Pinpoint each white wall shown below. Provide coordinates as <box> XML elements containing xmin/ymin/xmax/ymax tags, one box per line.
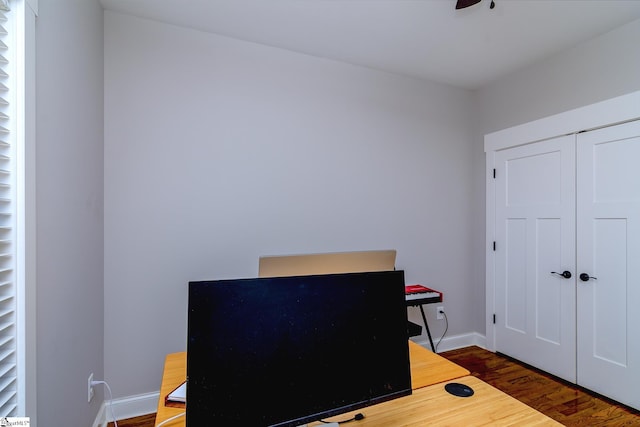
<box><xmin>469</xmin><ymin>18</ymin><xmax>640</xmax><ymax>335</ymax></box>
<box><xmin>477</xmin><ymin>18</ymin><xmax>640</xmax><ymax>134</ymax></box>
<box><xmin>104</xmin><ymin>11</ymin><xmax>475</xmax><ymax>398</ymax></box>
<box><xmin>35</xmin><ymin>0</ymin><xmax>104</xmax><ymax>425</ymax></box>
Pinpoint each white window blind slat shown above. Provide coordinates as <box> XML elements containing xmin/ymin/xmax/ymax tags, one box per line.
<box><xmin>0</xmin><ymin>403</ymin><xmax>16</xmax><ymax>417</ymax></box>
<box><xmin>0</xmin><ymin>3</ymin><xmax>16</xmax><ymax>417</ymax></box>
<box><xmin>0</xmin><ymin>334</ymin><xmax>13</xmax><ymax>350</ymax></box>
<box><xmin>0</xmin><ymin>345</ymin><xmax>13</xmax><ymax>360</ymax></box>
<box><xmin>0</xmin><ymin>385</ymin><xmax>17</xmax><ymax>412</ymax></box>
<box><xmin>0</xmin><ymin>403</ymin><xmax>16</xmax><ymax>419</ymax></box>
<box><xmin>0</xmin><ymin>390</ymin><xmax>17</xmax><ymax>410</ymax></box>
<box><xmin>0</xmin><ymin>376</ymin><xmax>16</xmax><ymax>397</ymax></box>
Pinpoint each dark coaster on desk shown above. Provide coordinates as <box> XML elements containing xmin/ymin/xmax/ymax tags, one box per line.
<box><xmin>445</xmin><ymin>382</ymin><xmax>474</xmax><ymax>397</ymax></box>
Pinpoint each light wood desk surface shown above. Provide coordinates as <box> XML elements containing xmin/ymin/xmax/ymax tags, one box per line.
<box><xmin>154</xmin><ymin>342</ymin><xmax>557</xmax><ymax>426</ymax></box>
<box><xmin>156</xmin><ymin>352</ymin><xmax>186</xmax><ymax>426</ymax></box>
<box><xmin>309</xmin><ymin>375</ymin><xmax>560</xmax><ymax>426</ymax></box>
<box><xmin>407</xmin><ymin>341</ymin><xmax>469</xmax><ymax>388</ymax></box>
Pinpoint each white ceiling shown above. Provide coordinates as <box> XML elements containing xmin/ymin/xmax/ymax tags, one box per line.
<box><xmin>100</xmin><ymin>0</ymin><xmax>640</xmax><ymax>90</ymax></box>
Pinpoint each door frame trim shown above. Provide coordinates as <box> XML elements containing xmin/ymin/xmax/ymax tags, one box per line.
<box><xmin>484</xmin><ymin>90</ymin><xmax>640</xmax><ymax>351</ymax></box>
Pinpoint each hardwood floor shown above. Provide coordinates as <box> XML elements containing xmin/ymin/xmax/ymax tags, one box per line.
<box><xmin>111</xmin><ymin>346</ymin><xmax>640</xmax><ymax>427</ymax></box>
<box><xmin>108</xmin><ymin>413</ymin><xmax>156</xmax><ymax>427</ymax></box>
<box><xmin>441</xmin><ymin>346</ymin><xmax>640</xmax><ymax>426</ymax></box>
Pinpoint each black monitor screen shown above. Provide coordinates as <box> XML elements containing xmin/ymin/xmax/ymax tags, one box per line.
<box><xmin>187</xmin><ymin>270</ymin><xmax>412</xmax><ymax>426</ymax></box>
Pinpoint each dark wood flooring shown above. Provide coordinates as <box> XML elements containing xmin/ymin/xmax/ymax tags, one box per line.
<box><xmin>442</xmin><ymin>346</ymin><xmax>639</xmax><ymax>426</ymax></box>
<box><xmin>111</xmin><ymin>345</ymin><xmax>640</xmax><ymax>427</ymax></box>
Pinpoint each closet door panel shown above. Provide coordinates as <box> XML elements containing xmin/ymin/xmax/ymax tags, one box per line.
<box><xmin>576</xmin><ymin>120</ymin><xmax>640</xmax><ymax>411</ymax></box>
<box><xmin>494</xmin><ymin>135</ymin><xmax>576</xmax><ymax>382</ymax></box>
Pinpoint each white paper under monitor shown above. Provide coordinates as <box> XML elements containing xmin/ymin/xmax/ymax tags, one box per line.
<box><xmin>258</xmin><ymin>250</ymin><xmax>396</xmax><ymax>278</ymax></box>
<box><xmin>166</xmin><ymin>381</ymin><xmax>186</xmax><ymax>403</ymax></box>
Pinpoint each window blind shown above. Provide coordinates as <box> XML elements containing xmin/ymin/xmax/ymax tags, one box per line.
<box><xmin>0</xmin><ymin>1</ymin><xmax>18</xmax><ymax>417</ymax></box>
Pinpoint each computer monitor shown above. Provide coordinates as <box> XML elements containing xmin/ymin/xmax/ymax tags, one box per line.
<box><xmin>187</xmin><ymin>270</ymin><xmax>412</xmax><ymax>426</ymax></box>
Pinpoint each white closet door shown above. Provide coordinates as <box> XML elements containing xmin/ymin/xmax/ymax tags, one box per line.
<box><xmin>494</xmin><ymin>135</ymin><xmax>576</xmax><ymax>382</ymax></box>
<box><xmin>576</xmin><ymin>120</ymin><xmax>640</xmax><ymax>410</ymax></box>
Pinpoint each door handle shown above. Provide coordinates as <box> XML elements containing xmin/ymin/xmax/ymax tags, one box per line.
<box><xmin>551</xmin><ymin>271</ymin><xmax>572</xmax><ymax>279</ymax></box>
<box><xmin>579</xmin><ymin>273</ymin><xmax>597</xmax><ymax>282</ymax></box>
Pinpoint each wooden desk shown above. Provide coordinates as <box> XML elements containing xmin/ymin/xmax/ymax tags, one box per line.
<box><xmin>154</xmin><ymin>343</ymin><xmax>557</xmax><ymax>426</ymax></box>
<box><xmin>156</xmin><ymin>352</ymin><xmax>187</xmax><ymax>426</ymax></box>
<box><xmin>310</xmin><ymin>376</ymin><xmax>560</xmax><ymax>426</ymax></box>
<box><xmin>407</xmin><ymin>341</ymin><xmax>469</xmax><ymax>389</ymax></box>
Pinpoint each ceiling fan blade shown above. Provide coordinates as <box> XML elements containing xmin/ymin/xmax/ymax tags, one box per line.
<box><xmin>456</xmin><ymin>0</ymin><xmax>482</xmax><ymax>9</ymax></box>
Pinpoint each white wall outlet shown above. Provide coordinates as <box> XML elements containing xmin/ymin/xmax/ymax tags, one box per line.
<box><xmin>436</xmin><ymin>306</ymin><xmax>445</xmax><ymax>320</ymax></box>
<box><xmin>88</xmin><ymin>372</ymin><xmax>94</xmax><ymax>402</ymax></box>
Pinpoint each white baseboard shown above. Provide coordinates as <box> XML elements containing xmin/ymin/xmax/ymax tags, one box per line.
<box><xmin>412</xmin><ymin>331</ymin><xmax>486</xmax><ymax>353</ymax></box>
<box><xmin>92</xmin><ymin>403</ymin><xmax>107</xmax><ymax>427</ymax></box>
<box><xmin>93</xmin><ymin>335</ymin><xmax>487</xmax><ymax>425</ymax></box>
<box><xmin>92</xmin><ymin>391</ymin><xmax>159</xmax><ymax>427</ymax></box>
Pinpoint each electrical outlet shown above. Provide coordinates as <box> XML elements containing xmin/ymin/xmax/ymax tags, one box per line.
<box><xmin>436</xmin><ymin>306</ymin><xmax>445</xmax><ymax>320</ymax></box>
<box><xmin>88</xmin><ymin>373</ymin><xmax>94</xmax><ymax>402</ymax></box>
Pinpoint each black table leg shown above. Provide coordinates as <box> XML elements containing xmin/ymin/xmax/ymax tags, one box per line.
<box><xmin>418</xmin><ymin>304</ymin><xmax>436</xmax><ymax>352</ymax></box>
